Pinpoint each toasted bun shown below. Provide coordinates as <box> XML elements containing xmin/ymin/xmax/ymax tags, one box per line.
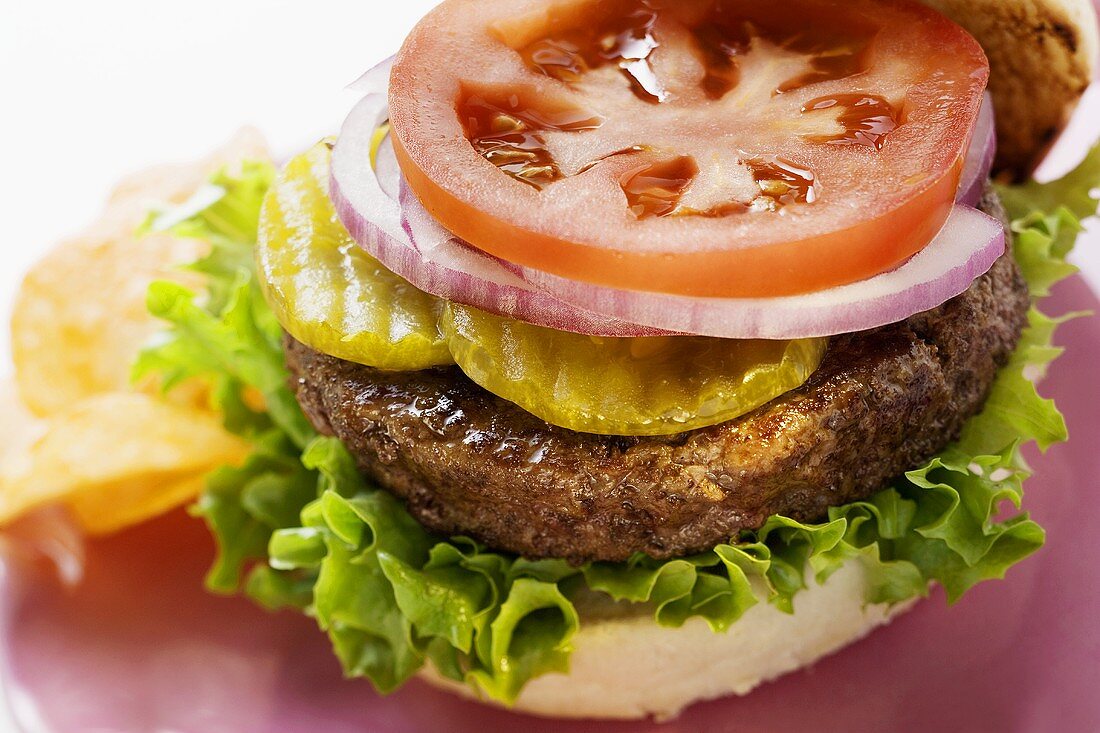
<box><xmin>921</xmin><ymin>0</ymin><xmax>1098</xmax><ymax>178</ymax></box>
<box><xmin>421</xmin><ymin>560</ymin><xmax>917</xmax><ymax>720</ymax></box>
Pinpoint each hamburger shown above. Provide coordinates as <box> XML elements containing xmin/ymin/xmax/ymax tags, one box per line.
<box><xmin>3</xmin><ymin>0</ymin><xmax>1099</xmax><ymax>722</ymax></box>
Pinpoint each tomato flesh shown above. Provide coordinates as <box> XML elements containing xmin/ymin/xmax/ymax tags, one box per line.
<box><xmin>389</xmin><ymin>0</ymin><xmax>988</xmax><ymax>298</ymax></box>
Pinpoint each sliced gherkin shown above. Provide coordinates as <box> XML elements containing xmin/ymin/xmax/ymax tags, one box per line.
<box><xmin>257</xmin><ymin>142</ymin><xmax>451</xmax><ymax>371</ymax></box>
<box><xmin>258</xmin><ymin>141</ymin><xmax>827</xmax><ymax>434</ymax></box>
<box><xmin>442</xmin><ymin>303</ymin><xmax>828</xmax><ymax>436</ymax></box>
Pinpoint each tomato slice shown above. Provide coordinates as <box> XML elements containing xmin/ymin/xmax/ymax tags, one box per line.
<box><xmin>388</xmin><ymin>0</ymin><xmax>988</xmax><ymax>298</ymax></box>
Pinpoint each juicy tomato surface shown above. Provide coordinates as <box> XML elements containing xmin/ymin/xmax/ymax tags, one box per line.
<box><xmin>388</xmin><ymin>0</ymin><xmax>988</xmax><ymax>298</ymax></box>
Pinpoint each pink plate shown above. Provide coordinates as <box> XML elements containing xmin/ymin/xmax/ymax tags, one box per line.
<box><xmin>0</xmin><ymin>276</ymin><xmax>1097</xmax><ymax>733</ymax></box>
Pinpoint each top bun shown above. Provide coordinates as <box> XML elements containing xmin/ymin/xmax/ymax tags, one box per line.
<box><xmin>921</xmin><ymin>0</ymin><xmax>1098</xmax><ymax>178</ymax></box>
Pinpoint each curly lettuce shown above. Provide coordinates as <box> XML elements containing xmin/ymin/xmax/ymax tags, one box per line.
<box><xmin>139</xmin><ymin>143</ymin><xmax>1100</xmax><ymax>704</ymax></box>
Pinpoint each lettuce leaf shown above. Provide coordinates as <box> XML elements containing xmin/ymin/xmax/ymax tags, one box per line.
<box><xmin>999</xmin><ymin>143</ymin><xmax>1100</xmax><ymax>223</ymax></box>
<box><xmin>139</xmin><ymin>144</ymin><xmax>1100</xmax><ymax>704</ymax></box>
<box><xmin>135</xmin><ymin>163</ymin><xmax>318</xmax><ymax>593</ymax></box>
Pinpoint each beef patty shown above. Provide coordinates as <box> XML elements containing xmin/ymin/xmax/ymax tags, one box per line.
<box><xmin>286</xmin><ymin>188</ymin><xmax>1030</xmax><ymax>563</ymax></box>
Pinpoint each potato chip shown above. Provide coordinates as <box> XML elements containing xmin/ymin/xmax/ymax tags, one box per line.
<box><xmin>102</xmin><ymin>127</ymin><xmax>272</xmax><ymax>236</ymax></box>
<box><xmin>0</xmin><ymin>380</ymin><xmax>46</xmax><ymax>480</ymax></box>
<box><xmin>11</xmin><ymin>128</ymin><xmax>272</xmax><ymax>417</ymax></box>
<box><xmin>12</xmin><ymin>233</ymin><xmax>209</xmax><ymax>415</ymax></box>
<box><xmin>67</xmin><ymin>474</ymin><xmax>208</xmax><ymax>536</ymax></box>
<box><xmin>0</xmin><ymin>392</ymin><xmax>249</xmax><ymax>534</ymax></box>
<box><xmin>4</xmin><ymin>130</ymin><xmax>271</xmax><ymax>535</ymax></box>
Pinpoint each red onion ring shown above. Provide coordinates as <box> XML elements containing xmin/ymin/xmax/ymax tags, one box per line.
<box><xmin>374</xmin><ymin>125</ymin><xmax>401</xmax><ymax>203</ymax></box>
<box><xmin>956</xmin><ymin>92</ymin><xmax>997</xmax><ymax>207</ymax></box>
<box><xmin>510</xmin><ymin>207</ymin><xmax>1005</xmax><ymax>338</ymax></box>
<box><xmin>393</xmin><ymin>154</ymin><xmax>1005</xmax><ymax>338</ymax></box>
<box><xmin>330</xmin><ymin>94</ymin><xmax>665</xmax><ymax>337</ymax></box>
<box><xmin>346</xmin><ymin>56</ymin><xmax>394</xmax><ymax>96</ymax></box>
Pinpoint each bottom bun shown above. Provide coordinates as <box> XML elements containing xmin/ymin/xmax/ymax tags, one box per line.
<box><xmin>420</xmin><ymin>560</ymin><xmax>918</xmax><ymax>720</ymax></box>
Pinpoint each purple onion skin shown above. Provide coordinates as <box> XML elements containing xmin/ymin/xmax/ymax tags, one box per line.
<box><xmin>335</xmin><ymin>92</ymin><xmax>1004</xmax><ymax>341</ymax></box>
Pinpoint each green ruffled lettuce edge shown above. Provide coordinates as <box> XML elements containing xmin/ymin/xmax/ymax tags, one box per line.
<box><xmin>136</xmin><ymin>144</ymin><xmax>1100</xmax><ymax>704</ymax></box>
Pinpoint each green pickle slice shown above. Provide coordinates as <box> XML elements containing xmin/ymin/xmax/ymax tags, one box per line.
<box><xmin>257</xmin><ymin>142</ymin><xmax>451</xmax><ymax>371</ymax></box>
<box><xmin>257</xmin><ymin>140</ymin><xmax>827</xmax><ymax>434</ymax></box>
<box><xmin>442</xmin><ymin>303</ymin><xmax>827</xmax><ymax>436</ymax></box>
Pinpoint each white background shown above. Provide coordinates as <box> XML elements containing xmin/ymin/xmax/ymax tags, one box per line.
<box><xmin>0</xmin><ymin>2</ymin><xmax>1097</xmax><ymax>732</ymax></box>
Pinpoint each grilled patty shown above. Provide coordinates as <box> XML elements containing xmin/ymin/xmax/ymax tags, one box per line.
<box><xmin>286</xmin><ymin>188</ymin><xmax>1030</xmax><ymax>563</ymax></box>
